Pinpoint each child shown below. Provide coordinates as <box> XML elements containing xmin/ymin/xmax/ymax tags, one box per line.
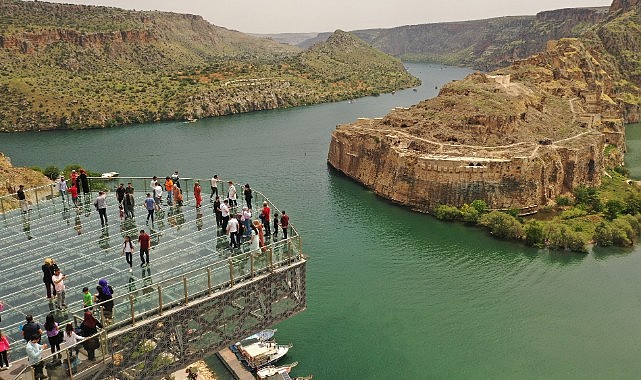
<box><xmin>64</xmin><ymin>323</ymin><xmax>83</xmax><ymax>357</ymax></box>
<box><xmin>0</xmin><ymin>329</ymin><xmax>10</xmax><ymax>370</ymax></box>
<box><xmin>273</xmin><ymin>212</ymin><xmax>279</xmax><ymax>239</ymax></box>
<box><xmin>119</xmin><ymin>204</ymin><xmax>124</xmax><ymax>220</ymax></box>
<box><xmin>82</xmin><ymin>287</ymin><xmax>93</xmax><ymax>311</ymax></box>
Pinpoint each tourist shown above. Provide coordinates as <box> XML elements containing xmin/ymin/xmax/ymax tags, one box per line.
<box><xmin>256</xmin><ymin>219</ymin><xmax>266</xmax><ymax>250</ymax></box>
<box><xmin>26</xmin><ymin>333</ymin><xmax>48</xmax><ymax>379</ymax></box>
<box><xmin>93</xmin><ymin>191</ymin><xmax>108</xmax><ymax>227</ymax></box>
<box><xmin>227</xmin><ymin>181</ymin><xmax>237</xmax><ymax>208</ymax></box>
<box><xmin>44</xmin><ymin>314</ymin><xmax>62</xmax><ymax>363</ymax></box>
<box><xmin>95</xmin><ymin>279</ymin><xmax>114</xmax><ymax>320</ymax></box>
<box><xmin>82</xmin><ymin>287</ymin><xmax>93</xmax><ymax>311</ymax></box>
<box><xmin>63</xmin><ymin>323</ymin><xmax>83</xmax><ymax>357</ymax></box>
<box><xmin>260</xmin><ymin>201</ymin><xmax>271</xmax><ymax>237</ymax></box>
<box><xmin>173</xmin><ymin>183</ymin><xmax>183</xmax><ymax>207</ymax></box>
<box><xmin>42</xmin><ymin>258</ymin><xmax>59</xmax><ymax>300</ymax></box>
<box><xmin>210</xmin><ymin>174</ymin><xmax>219</xmax><ymax>200</ymax></box>
<box><xmin>150</xmin><ymin>176</ymin><xmax>158</xmax><ymax>190</ymax></box>
<box><xmin>125</xmin><ymin>182</ymin><xmax>135</xmax><ymax>195</ymax></box>
<box><xmin>213</xmin><ymin>196</ymin><xmax>222</xmax><ymax>228</ymax></box>
<box><xmin>227</xmin><ymin>214</ymin><xmax>240</xmax><ymax>250</ymax></box>
<box><xmin>124</xmin><ymin>191</ymin><xmax>135</xmax><ymax>219</ymax></box>
<box><xmin>57</xmin><ymin>175</ymin><xmax>69</xmax><ymax>204</ymax></box>
<box><xmin>243</xmin><ymin>184</ymin><xmax>253</xmax><ymax>210</ymax></box>
<box><xmin>138</xmin><ymin>229</ymin><xmax>150</xmax><ymax>267</ymax></box>
<box><xmin>17</xmin><ymin>184</ymin><xmax>28</xmax><ymax>213</ymax></box>
<box><xmin>52</xmin><ymin>268</ymin><xmax>67</xmax><ymax>310</ymax></box>
<box><xmin>242</xmin><ymin>206</ymin><xmax>252</xmax><ymax>238</ymax></box>
<box><xmin>144</xmin><ymin>193</ymin><xmax>155</xmax><ymax>224</ymax></box>
<box><xmin>115</xmin><ymin>183</ymin><xmax>125</xmax><ymax>206</ymax></box>
<box><xmin>0</xmin><ymin>329</ymin><xmax>10</xmax><ymax>370</ymax></box>
<box><xmin>80</xmin><ymin>311</ymin><xmax>102</xmax><ymax>361</ymax></box>
<box><xmin>250</xmin><ymin>221</ymin><xmax>260</xmax><ymax>251</ymax></box>
<box><xmin>194</xmin><ymin>182</ymin><xmax>202</xmax><ymax>208</ymax></box>
<box><xmin>171</xmin><ymin>171</ymin><xmax>180</xmax><ymax>189</ymax></box>
<box><xmin>70</xmin><ymin>169</ymin><xmax>78</xmax><ymax>189</ymax></box>
<box><xmin>22</xmin><ymin>315</ymin><xmax>43</xmax><ymax>343</ymax></box>
<box><xmin>122</xmin><ymin>235</ymin><xmax>135</xmax><ymax>272</ymax></box>
<box><xmin>153</xmin><ymin>181</ymin><xmax>163</xmax><ymax>210</ymax></box>
<box><xmin>281</xmin><ymin>211</ymin><xmax>290</xmax><ymax>239</ymax></box>
<box><xmin>273</xmin><ymin>212</ymin><xmax>279</xmax><ymax>239</ymax></box>
<box><xmin>221</xmin><ymin>199</ymin><xmax>230</xmax><ymax>232</ymax></box>
<box><xmin>68</xmin><ymin>183</ymin><xmax>79</xmax><ymax>208</ymax></box>
<box><xmin>164</xmin><ymin>176</ymin><xmax>174</xmax><ymax>205</ymax></box>
<box><xmin>78</xmin><ymin>169</ymin><xmax>89</xmax><ymax>196</ymax></box>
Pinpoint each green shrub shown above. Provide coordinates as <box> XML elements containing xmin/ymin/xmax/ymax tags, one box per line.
<box><xmin>574</xmin><ymin>185</ymin><xmax>602</xmax><ymax>212</ymax></box>
<box><xmin>555</xmin><ymin>196</ymin><xmax>571</xmax><ymax>206</ymax></box>
<box><xmin>545</xmin><ymin>223</ymin><xmax>588</xmax><ymax>252</ymax></box>
<box><xmin>613</xmin><ymin>166</ymin><xmax>630</xmax><ymax>177</ymax></box>
<box><xmin>594</xmin><ymin>221</ymin><xmax>614</xmax><ymax>246</ymax></box>
<box><xmin>605</xmin><ymin>199</ymin><xmax>625</xmax><ymax>220</ymax></box>
<box><xmin>560</xmin><ymin>207</ymin><xmax>588</xmax><ymax>220</ymax></box>
<box><xmin>459</xmin><ymin>203</ymin><xmax>480</xmax><ymax>223</ymax></box>
<box><xmin>478</xmin><ymin>211</ymin><xmax>523</xmax><ymax>240</ymax></box>
<box><xmin>433</xmin><ymin>204</ymin><xmax>461</xmax><ymax>221</ymax></box>
<box><xmin>524</xmin><ymin>220</ymin><xmax>545</xmax><ymax>248</ymax></box>
<box><xmin>470</xmin><ymin>199</ymin><xmax>488</xmax><ymax>214</ymax></box>
<box><xmin>43</xmin><ymin>165</ymin><xmax>60</xmax><ymax>180</ymax></box>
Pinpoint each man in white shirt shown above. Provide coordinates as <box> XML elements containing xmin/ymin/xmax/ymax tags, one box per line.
<box><xmin>153</xmin><ymin>182</ymin><xmax>163</xmax><ymax>210</ymax></box>
<box><xmin>227</xmin><ymin>181</ymin><xmax>237</xmax><ymax>208</ymax></box>
<box><xmin>227</xmin><ymin>215</ymin><xmax>240</xmax><ymax>250</ymax></box>
<box><xmin>210</xmin><ymin>175</ymin><xmax>219</xmax><ymax>200</ymax></box>
<box><xmin>58</xmin><ymin>176</ymin><xmax>69</xmax><ymax>204</ymax></box>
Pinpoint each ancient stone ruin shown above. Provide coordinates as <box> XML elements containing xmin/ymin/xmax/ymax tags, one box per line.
<box><xmin>327</xmin><ymin>38</ymin><xmax>626</xmax><ymax>213</ymax></box>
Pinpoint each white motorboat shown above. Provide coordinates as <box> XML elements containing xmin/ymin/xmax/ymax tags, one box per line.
<box><xmin>100</xmin><ymin>171</ymin><xmax>119</xmax><ymax>178</ymax></box>
<box><xmin>234</xmin><ymin>340</ymin><xmax>292</xmax><ymax>370</ymax></box>
<box><xmin>256</xmin><ymin>361</ymin><xmax>298</xmax><ymax>379</ymax></box>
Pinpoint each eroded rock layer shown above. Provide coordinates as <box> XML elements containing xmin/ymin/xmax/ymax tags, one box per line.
<box><xmin>328</xmin><ymin>37</ymin><xmax>626</xmax><ymax>212</ymax></box>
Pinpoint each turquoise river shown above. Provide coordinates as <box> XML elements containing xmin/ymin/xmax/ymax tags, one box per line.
<box><xmin>2</xmin><ymin>63</ymin><xmax>641</xmax><ymax>379</ymax></box>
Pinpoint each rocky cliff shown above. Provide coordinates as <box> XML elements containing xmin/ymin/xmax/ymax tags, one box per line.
<box><xmin>0</xmin><ymin>1</ymin><xmax>418</xmax><ymax>131</ymax></box>
<box><xmin>327</xmin><ymin>1</ymin><xmax>641</xmax><ymax>213</ymax></box>
<box><xmin>294</xmin><ymin>7</ymin><xmax>608</xmax><ymax>71</ymax></box>
<box><xmin>0</xmin><ymin>154</ymin><xmax>50</xmax><ymax>200</ymax></box>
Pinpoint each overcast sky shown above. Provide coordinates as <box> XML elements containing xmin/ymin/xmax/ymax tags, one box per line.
<box><xmin>41</xmin><ymin>0</ymin><xmax>611</xmax><ymax>34</ymax></box>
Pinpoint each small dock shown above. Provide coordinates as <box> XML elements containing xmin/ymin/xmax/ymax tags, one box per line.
<box><xmin>217</xmin><ymin>347</ymin><xmax>255</xmax><ymax>380</ymax></box>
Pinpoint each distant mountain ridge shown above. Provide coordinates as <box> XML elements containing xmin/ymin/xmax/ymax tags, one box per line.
<box><xmin>264</xmin><ymin>7</ymin><xmax>609</xmax><ymax>71</ymax></box>
<box><xmin>0</xmin><ymin>0</ymin><xmax>418</xmax><ymax>131</ymax></box>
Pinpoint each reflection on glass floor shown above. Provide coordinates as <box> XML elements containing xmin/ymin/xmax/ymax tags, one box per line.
<box><xmin>0</xmin><ymin>177</ymin><xmax>303</xmax><ymax>366</ymax></box>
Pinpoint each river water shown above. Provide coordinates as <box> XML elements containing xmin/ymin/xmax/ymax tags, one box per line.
<box><xmin>3</xmin><ymin>63</ymin><xmax>641</xmax><ymax>379</ymax></box>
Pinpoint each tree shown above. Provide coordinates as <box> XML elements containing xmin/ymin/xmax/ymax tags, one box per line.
<box><xmin>605</xmin><ymin>199</ymin><xmax>625</xmax><ymax>221</ymax></box>
<box><xmin>43</xmin><ymin>165</ymin><xmax>60</xmax><ymax>180</ymax></box>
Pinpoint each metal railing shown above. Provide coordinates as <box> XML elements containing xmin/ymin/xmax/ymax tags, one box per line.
<box><xmin>2</xmin><ymin>177</ymin><xmax>303</xmax><ymax>373</ymax></box>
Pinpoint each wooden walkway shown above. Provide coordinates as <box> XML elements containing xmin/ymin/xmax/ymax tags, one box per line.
<box><xmin>217</xmin><ymin>348</ymin><xmax>255</xmax><ymax>380</ymax></box>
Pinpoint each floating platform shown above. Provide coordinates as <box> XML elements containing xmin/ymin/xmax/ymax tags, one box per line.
<box><xmin>217</xmin><ymin>347</ymin><xmax>255</xmax><ymax>380</ymax></box>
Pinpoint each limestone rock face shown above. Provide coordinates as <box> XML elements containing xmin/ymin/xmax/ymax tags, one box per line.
<box><xmin>328</xmin><ymin>38</ymin><xmax>626</xmax><ymax>213</ymax></box>
<box><xmin>610</xmin><ymin>0</ymin><xmax>641</xmax><ymax>12</ymax></box>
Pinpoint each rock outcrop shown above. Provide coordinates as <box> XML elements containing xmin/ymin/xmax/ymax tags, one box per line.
<box><xmin>328</xmin><ymin>33</ymin><xmax>628</xmax><ymax>212</ymax></box>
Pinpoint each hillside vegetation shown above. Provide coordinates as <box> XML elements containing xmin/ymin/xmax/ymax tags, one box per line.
<box><xmin>296</xmin><ymin>8</ymin><xmax>608</xmax><ymax>71</ymax></box>
<box><xmin>0</xmin><ymin>0</ymin><xmax>418</xmax><ymax>131</ymax></box>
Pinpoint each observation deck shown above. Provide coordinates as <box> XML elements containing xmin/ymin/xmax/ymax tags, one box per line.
<box><xmin>0</xmin><ymin>177</ymin><xmax>307</xmax><ymax>379</ymax></box>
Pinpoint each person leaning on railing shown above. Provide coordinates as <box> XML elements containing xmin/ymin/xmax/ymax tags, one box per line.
<box><xmin>26</xmin><ymin>334</ymin><xmax>48</xmax><ymax>379</ymax></box>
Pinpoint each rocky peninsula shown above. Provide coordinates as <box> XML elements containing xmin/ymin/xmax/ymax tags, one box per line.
<box><xmin>328</xmin><ymin>0</ymin><xmax>641</xmax><ymax>215</ymax></box>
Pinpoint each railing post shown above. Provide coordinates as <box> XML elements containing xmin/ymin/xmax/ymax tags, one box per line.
<box><xmin>158</xmin><ymin>286</ymin><xmax>163</xmax><ymax>315</ymax></box>
<box><xmin>250</xmin><ymin>253</ymin><xmax>255</xmax><ymax>278</ymax></box>
<box><xmin>100</xmin><ymin>329</ymin><xmax>107</xmax><ymax>363</ymax></box>
<box><xmin>66</xmin><ymin>350</ymin><xmax>75</xmax><ymax>380</ymax></box>
<box><xmin>268</xmin><ymin>246</ymin><xmax>273</xmax><ymax>271</ymax></box>
<box><xmin>207</xmin><ymin>268</ymin><xmax>212</xmax><ymax>295</ymax></box>
<box><xmin>129</xmin><ymin>294</ymin><xmax>135</xmax><ymax>325</ymax></box>
<box><xmin>183</xmin><ymin>276</ymin><xmax>188</xmax><ymax>304</ymax></box>
<box><xmin>288</xmin><ymin>239</ymin><xmax>293</xmax><ymax>264</ymax></box>
<box><xmin>0</xmin><ymin>198</ymin><xmax>4</xmax><ymax>216</ymax></box>
<box><xmin>50</xmin><ymin>184</ymin><xmax>54</xmax><ymax>200</ymax></box>
<box><xmin>35</xmin><ymin>187</ymin><xmax>39</xmax><ymax>207</ymax></box>
<box><xmin>100</xmin><ymin>306</ymin><xmax>106</xmax><ymax>327</ymax></box>
<box><xmin>229</xmin><ymin>259</ymin><xmax>235</xmax><ymax>287</ymax></box>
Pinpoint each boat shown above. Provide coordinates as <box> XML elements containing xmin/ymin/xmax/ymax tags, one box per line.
<box><xmin>243</xmin><ymin>329</ymin><xmax>277</xmax><ymax>343</ymax></box>
<box><xmin>233</xmin><ymin>340</ymin><xmax>292</xmax><ymax>371</ymax></box>
<box><xmin>183</xmin><ymin>118</ymin><xmax>198</xmax><ymax>123</ymax></box>
<box><xmin>100</xmin><ymin>171</ymin><xmax>119</xmax><ymax>178</ymax></box>
<box><xmin>256</xmin><ymin>361</ymin><xmax>298</xmax><ymax>379</ymax></box>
